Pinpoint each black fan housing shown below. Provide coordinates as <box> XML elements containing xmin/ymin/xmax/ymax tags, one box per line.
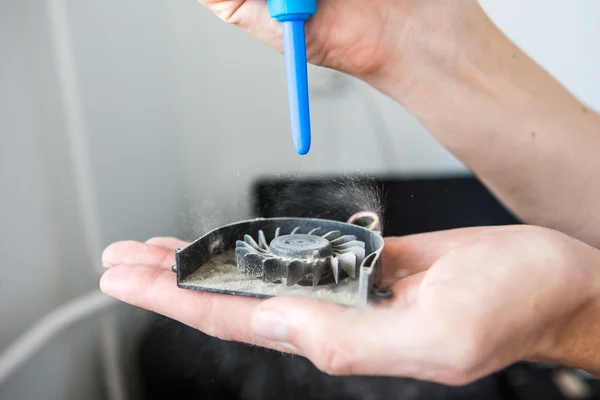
<box><xmin>173</xmin><ymin>218</ymin><xmax>387</xmax><ymax>306</ymax></box>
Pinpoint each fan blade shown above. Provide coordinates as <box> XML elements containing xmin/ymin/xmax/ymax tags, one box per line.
<box><xmin>243</xmin><ymin>253</ymin><xmax>265</xmax><ymax>276</ymax></box>
<box><xmin>322</xmin><ymin>231</ymin><xmax>342</xmax><ymax>241</ymax></box>
<box><xmin>330</xmin><ymin>235</ymin><xmax>357</xmax><ymax>246</ymax></box>
<box><xmin>330</xmin><ymin>257</ymin><xmax>340</xmax><ymax>284</ymax></box>
<box><xmin>236</xmin><ymin>240</ymin><xmax>254</xmax><ymax>251</ymax></box>
<box><xmin>337</xmin><ymin>247</ymin><xmax>366</xmax><ymax>269</ymax></box>
<box><xmin>235</xmin><ymin>247</ymin><xmax>250</xmax><ymax>272</ymax></box>
<box><xmin>258</xmin><ymin>230</ymin><xmax>268</xmax><ymax>250</ymax></box>
<box><xmin>308</xmin><ymin>227</ymin><xmax>324</xmax><ymax>236</ymax></box>
<box><xmin>338</xmin><ymin>252</ymin><xmax>357</xmax><ymax>279</ymax></box>
<box><xmin>334</xmin><ymin>240</ymin><xmax>365</xmax><ymax>250</ymax></box>
<box><xmin>262</xmin><ymin>258</ymin><xmax>286</xmax><ymax>283</ymax></box>
<box><xmin>274</xmin><ymin>227</ymin><xmax>281</xmax><ymax>238</ymax></box>
<box><xmin>243</xmin><ymin>234</ymin><xmax>265</xmax><ymax>252</ymax></box>
<box><xmin>286</xmin><ymin>261</ymin><xmax>312</xmax><ymax>286</ymax></box>
<box><xmin>312</xmin><ymin>260</ymin><xmax>328</xmax><ymax>287</ymax></box>
<box><xmin>244</xmin><ymin>235</ymin><xmax>267</xmax><ymax>253</ymax></box>
<box><xmin>291</xmin><ymin>227</ymin><xmax>302</xmax><ymax>234</ymax></box>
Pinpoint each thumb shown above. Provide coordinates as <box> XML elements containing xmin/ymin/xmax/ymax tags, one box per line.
<box><xmin>250</xmin><ymin>296</ymin><xmax>427</xmax><ymax>377</ymax></box>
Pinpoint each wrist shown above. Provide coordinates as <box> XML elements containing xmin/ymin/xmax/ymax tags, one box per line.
<box><xmin>366</xmin><ymin>5</ymin><xmax>575</xmax><ymax>152</ymax></box>
<box><xmin>533</xmin><ymin>249</ymin><xmax>600</xmax><ymax>376</ymax></box>
<box><xmin>546</xmin><ymin>294</ymin><xmax>600</xmax><ymax>376</ymax></box>
<box><xmin>365</xmin><ymin>3</ymin><xmax>502</xmax><ymax>111</ymax></box>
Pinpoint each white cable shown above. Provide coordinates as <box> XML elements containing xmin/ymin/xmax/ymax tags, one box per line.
<box><xmin>0</xmin><ymin>291</ymin><xmax>116</xmax><ymax>387</ymax></box>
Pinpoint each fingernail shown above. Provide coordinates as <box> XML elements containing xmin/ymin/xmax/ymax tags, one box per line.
<box><xmin>251</xmin><ymin>310</ymin><xmax>289</xmax><ymax>343</ymax></box>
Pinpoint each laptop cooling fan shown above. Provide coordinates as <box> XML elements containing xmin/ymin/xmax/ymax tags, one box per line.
<box><xmin>172</xmin><ymin>217</ymin><xmax>389</xmax><ymax>306</ymax></box>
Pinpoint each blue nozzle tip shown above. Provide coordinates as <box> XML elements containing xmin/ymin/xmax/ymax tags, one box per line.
<box><xmin>281</xmin><ymin>18</ymin><xmax>311</xmax><ymax>155</ymax></box>
<box><xmin>295</xmin><ymin>139</ymin><xmax>310</xmax><ymax>155</ymax></box>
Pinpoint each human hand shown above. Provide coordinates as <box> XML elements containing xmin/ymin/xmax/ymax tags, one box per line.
<box><xmin>100</xmin><ymin>225</ymin><xmax>600</xmax><ymax>385</ymax></box>
<box><xmin>196</xmin><ymin>2</ymin><xmax>600</xmax><ymax>251</ymax></box>
<box><xmin>198</xmin><ymin>0</ymin><xmax>493</xmax><ymax>92</ymax></box>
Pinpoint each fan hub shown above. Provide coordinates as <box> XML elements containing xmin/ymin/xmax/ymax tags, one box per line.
<box><xmin>270</xmin><ymin>234</ymin><xmax>333</xmax><ymax>259</ymax></box>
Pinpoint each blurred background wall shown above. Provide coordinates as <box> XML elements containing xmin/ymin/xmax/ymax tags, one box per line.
<box><xmin>1</xmin><ymin>0</ymin><xmax>599</xmax><ymax>399</ymax></box>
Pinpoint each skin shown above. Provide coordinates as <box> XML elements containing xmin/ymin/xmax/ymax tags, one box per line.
<box><xmin>102</xmin><ymin>227</ymin><xmax>600</xmax><ymax>385</ymax></box>
<box><xmin>199</xmin><ymin>0</ymin><xmax>600</xmax><ymax>249</ymax></box>
<box><xmin>100</xmin><ymin>0</ymin><xmax>600</xmax><ymax>385</ymax></box>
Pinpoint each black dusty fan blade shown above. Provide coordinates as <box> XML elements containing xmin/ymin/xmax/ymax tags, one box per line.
<box><xmin>312</xmin><ymin>260</ymin><xmax>328</xmax><ymax>287</ymax></box>
<box><xmin>262</xmin><ymin>258</ymin><xmax>286</xmax><ymax>283</ymax></box>
<box><xmin>338</xmin><ymin>252</ymin><xmax>357</xmax><ymax>278</ymax></box>
<box><xmin>330</xmin><ymin>257</ymin><xmax>340</xmax><ymax>284</ymax></box>
<box><xmin>243</xmin><ymin>234</ymin><xmax>263</xmax><ymax>252</ymax></box>
<box><xmin>308</xmin><ymin>227</ymin><xmax>324</xmax><ymax>236</ymax></box>
<box><xmin>258</xmin><ymin>230</ymin><xmax>268</xmax><ymax>250</ymax></box>
<box><xmin>330</xmin><ymin>235</ymin><xmax>357</xmax><ymax>246</ymax></box>
<box><xmin>235</xmin><ymin>246</ymin><xmax>250</xmax><ymax>272</ymax></box>
<box><xmin>322</xmin><ymin>231</ymin><xmax>342</xmax><ymax>241</ymax></box>
<box><xmin>335</xmin><ymin>240</ymin><xmax>365</xmax><ymax>249</ymax></box>
<box><xmin>243</xmin><ymin>253</ymin><xmax>265</xmax><ymax>276</ymax></box>
<box><xmin>286</xmin><ymin>261</ymin><xmax>312</xmax><ymax>286</ymax></box>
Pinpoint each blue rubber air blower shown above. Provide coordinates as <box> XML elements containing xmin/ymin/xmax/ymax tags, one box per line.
<box><xmin>267</xmin><ymin>0</ymin><xmax>317</xmax><ymax>155</ymax></box>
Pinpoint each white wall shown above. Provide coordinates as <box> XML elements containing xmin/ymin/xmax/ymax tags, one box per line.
<box><xmin>0</xmin><ymin>1</ymin><xmax>599</xmax><ymax>399</ymax></box>
<box><xmin>170</xmin><ymin>0</ymin><xmax>600</xmax><ymax>226</ymax></box>
<box><xmin>168</xmin><ymin>2</ymin><xmax>467</xmax><ymax>229</ymax></box>
<box><xmin>479</xmin><ymin>0</ymin><xmax>600</xmax><ymax>110</ymax></box>
<box><xmin>1</xmin><ymin>2</ymin><xmax>100</xmax><ymax>399</ymax></box>
<box><xmin>1</xmin><ymin>1</ymin><xmax>182</xmax><ymax>399</ymax></box>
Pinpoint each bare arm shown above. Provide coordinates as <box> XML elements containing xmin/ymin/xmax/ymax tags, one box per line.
<box><xmin>201</xmin><ymin>1</ymin><xmax>600</xmax><ymax>247</ymax></box>
<box><xmin>368</xmin><ymin>8</ymin><xmax>600</xmax><ymax>248</ymax></box>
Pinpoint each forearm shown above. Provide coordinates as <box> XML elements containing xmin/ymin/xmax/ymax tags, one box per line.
<box><xmin>372</xmin><ymin>8</ymin><xmax>600</xmax><ymax>248</ymax></box>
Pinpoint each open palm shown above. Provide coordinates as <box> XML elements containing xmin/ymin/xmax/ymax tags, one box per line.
<box><xmin>100</xmin><ymin>224</ymin><xmax>598</xmax><ymax>384</ymax></box>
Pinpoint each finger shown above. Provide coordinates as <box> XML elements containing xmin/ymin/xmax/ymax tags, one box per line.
<box><xmin>381</xmin><ymin>226</ymin><xmax>495</xmax><ymax>281</ymax></box>
<box><xmin>197</xmin><ymin>1</ymin><xmax>283</xmax><ymax>51</ymax></box>
<box><xmin>250</xmin><ymin>296</ymin><xmax>447</xmax><ymax>379</ymax></box>
<box><xmin>100</xmin><ymin>265</ymin><xmax>295</xmax><ymax>354</ymax></box>
<box><xmin>145</xmin><ymin>237</ymin><xmax>190</xmax><ymax>250</ymax></box>
<box><xmin>102</xmin><ymin>241</ymin><xmax>178</xmax><ymax>270</ymax></box>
